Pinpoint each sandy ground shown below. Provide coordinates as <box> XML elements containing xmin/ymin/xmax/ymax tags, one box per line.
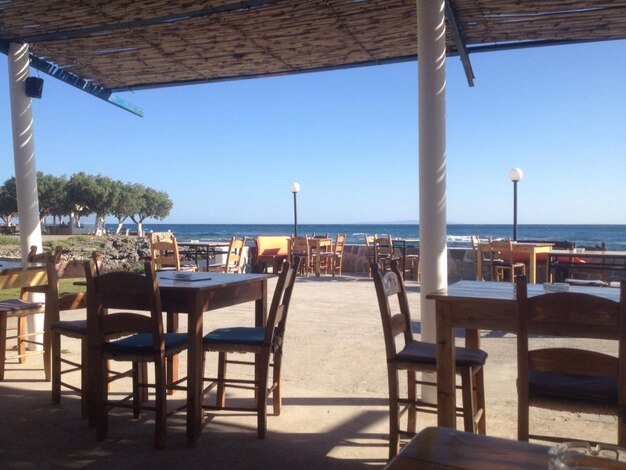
<box><xmin>0</xmin><ymin>274</ymin><xmax>618</xmax><ymax>469</ymax></box>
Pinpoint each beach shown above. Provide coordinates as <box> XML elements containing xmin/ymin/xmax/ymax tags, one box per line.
<box><xmin>0</xmin><ymin>273</ymin><xmax>618</xmax><ymax>469</ymax></box>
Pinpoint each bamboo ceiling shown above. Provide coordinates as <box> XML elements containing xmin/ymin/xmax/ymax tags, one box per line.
<box><xmin>0</xmin><ymin>0</ymin><xmax>625</xmax><ymax>92</ymax></box>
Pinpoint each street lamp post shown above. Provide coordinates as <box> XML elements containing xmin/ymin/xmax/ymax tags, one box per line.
<box><xmin>509</xmin><ymin>168</ymin><xmax>523</xmax><ymax>241</ymax></box>
<box><xmin>290</xmin><ymin>182</ymin><xmax>300</xmax><ymax>237</ymax></box>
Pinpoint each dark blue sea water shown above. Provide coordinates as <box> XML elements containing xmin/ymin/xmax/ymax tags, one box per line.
<box><xmin>107</xmin><ymin>224</ymin><xmax>626</xmax><ymax>251</ymax></box>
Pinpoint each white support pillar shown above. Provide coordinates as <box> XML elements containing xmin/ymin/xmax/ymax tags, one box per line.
<box><xmin>7</xmin><ymin>42</ymin><xmax>44</xmax><ymax>350</ymax></box>
<box><xmin>418</xmin><ymin>0</ymin><xmax>447</xmax><ymax>400</ymax></box>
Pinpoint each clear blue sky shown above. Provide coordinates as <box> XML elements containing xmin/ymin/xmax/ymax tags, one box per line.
<box><xmin>0</xmin><ymin>39</ymin><xmax>624</xmax><ymax>225</ymax></box>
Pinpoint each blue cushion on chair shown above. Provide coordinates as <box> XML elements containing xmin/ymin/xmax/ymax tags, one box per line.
<box><xmin>104</xmin><ymin>332</ymin><xmax>188</xmax><ymax>356</ymax></box>
<box><xmin>203</xmin><ymin>327</ymin><xmax>266</xmax><ymax>345</ymax></box>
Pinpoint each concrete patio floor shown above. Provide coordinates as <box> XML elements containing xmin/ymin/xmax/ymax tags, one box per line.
<box><xmin>0</xmin><ymin>274</ymin><xmax>617</xmax><ymax>469</ymax></box>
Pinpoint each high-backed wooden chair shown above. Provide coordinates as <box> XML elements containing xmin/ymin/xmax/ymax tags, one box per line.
<box><xmin>364</xmin><ymin>234</ymin><xmax>376</xmax><ymax>277</ymax></box>
<box><xmin>0</xmin><ymin>255</ymin><xmax>58</xmax><ymax>381</ymax></box>
<box><xmin>516</xmin><ymin>276</ymin><xmax>626</xmax><ymax>446</ymax></box>
<box><xmin>208</xmin><ymin>236</ymin><xmax>247</xmax><ymax>273</ymax></box>
<box><xmin>290</xmin><ymin>236</ymin><xmax>310</xmax><ymax>276</ymax></box>
<box><xmin>85</xmin><ymin>259</ymin><xmax>188</xmax><ymax>448</ymax></box>
<box><xmin>328</xmin><ymin>233</ymin><xmax>346</xmax><ymax>277</ymax></box>
<box><xmin>150</xmin><ymin>232</ymin><xmax>198</xmax><ymax>272</ymax></box>
<box><xmin>489</xmin><ymin>238</ymin><xmax>526</xmax><ymax>282</ymax></box>
<box><xmin>202</xmin><ymin>258</ymin><xmax>299</xmax><ymax>438</ymax></box>
<box><xmin>372</xmin><ymin>261</ymin><xmax>487</xmax><ymax>459</ymax></box>
<box><xmin>51</xmin><ymin>252</ymin><xmax>104</xmax><ymax>418</ymax></box>
<box><xmin>374</xmin><ymin>234</ymin><xmax>395</xmax><ymax>271</ymax></box>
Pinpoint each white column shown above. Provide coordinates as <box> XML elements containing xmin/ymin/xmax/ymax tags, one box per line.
<box><xmin>8</xmin><ymin>42</ymin><xmax>44</xmax><ymax>350</ymax></box>
<box><xmin>418</xmin><ymin>0</ymin><xmax>447</xmax><ymax>400</ymax></box>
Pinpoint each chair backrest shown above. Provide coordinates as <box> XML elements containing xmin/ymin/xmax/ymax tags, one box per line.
<box><xmin>489</xmin><ymin>238</ymin><xmax>515</xmax><ymax>264</ymax></box>
<box><xmin>85</xmin><ymin>260</ymin><xmax>164</xmax><ymax>352</ymax></box>
<box><xmin>150</xmin><ymin>232</ymin><xmax>181</xmax><ymax>270</ymax></box>
<box><xmin>515</xmin><ymin>276</ymin><xmax>626</xmax><ymax>444</ymax></box>
<box><xmin>291</xmin><ymin>236</ymin><xmax>310</xmax><ymax>257</ymax></box>
<box><xmin>263</xmin><ymin>258</ymin><xmax>300</xmax><ymax>349</ymax></box>
<box><xmin>27</xmin><ymin>245</ymin><xmax>63</xmax><ymax>264</ymax></box>
<box><xmin>225</xmin><ymin>236</ymin><xmax>247</xmax><ymax>273</ymax></box>
<box><xmin>374</xmin><ymin>235</ymin><xmax>394</xmax><ymax>259</ymax></box>
<box><xmin>372</xmin><ymin>260</ymin><xmax>413</xmax><ymax>361</ymax></box>
<box><xmin>334</xmin><ymin>234</ymin><xmax>346</xmax><ymax>256</ymax></box>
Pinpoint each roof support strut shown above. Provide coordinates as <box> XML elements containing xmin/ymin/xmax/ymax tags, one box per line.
<box><xmin>445</xmin><ymin>0</ymin><xmax>474</xmax><ymax>87</ymax></box>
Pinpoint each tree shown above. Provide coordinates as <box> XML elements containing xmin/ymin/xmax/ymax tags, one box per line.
<box><xmin>130</xmin><ymin>185</ymin><xmax>173</xmax><ymax>237</ymax></box>
<box><xmin>37</xmin><ymin>173</ymin><xmax>68</xmax><ymax>229</ymax></box>
<box><xmin>0</xmin><ymin>177</ymin><xmax>17</xmax><ymax>226</ymax></box>
<box><xmin>110</xmin><ymin>181</ymin><xmax>141</xmax><ymax>234</ymax></box>
<box><xmin>66</xmin><ymin>172</ymin><xmax>95</xmax><ymax>228</ymax></box>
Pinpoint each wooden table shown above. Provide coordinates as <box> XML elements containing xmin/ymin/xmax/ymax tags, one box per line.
<box><xmin>385</xmin><ymin>427</ymin><xmax>550</xmax><ymax>469</ymax></box>
<box><xmin>157</xmin><ymin>271</ymin><xmax>272</xmax><ymax>446</ymax></box>
<box><xmin>475</xmin><ymin>241</ymin><xmax>553</xmax><ymax>284</ymax></box>
<box><xmin>548</xmin><ymin>249</ymin><xmax>626</xmax><ymax>282</ymax></box>
<box><xmin>308</xmin><ymin>237</ymin><xmax>333</xmax><ymax>276</ymax></box>
<box><xmin>426</xmin><ymin>280</ymin><xmax>620</xmax><ymax>430</ymax></box>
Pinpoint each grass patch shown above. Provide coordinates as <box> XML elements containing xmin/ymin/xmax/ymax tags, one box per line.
<box><xmin>0</xmin><ymin>235</ymin><xmax>20</xmax><ymax>245</ymax></box>
<box><xmin>0</xmin><ymin>279</ymin><xmax>85</xmax><ymax>301</ymax></box>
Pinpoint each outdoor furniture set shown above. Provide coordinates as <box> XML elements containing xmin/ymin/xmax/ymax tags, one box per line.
<box><xmin>0</xmin><ymin>246</ymin><xmax>299</xmax><ymax>449</ymax></box>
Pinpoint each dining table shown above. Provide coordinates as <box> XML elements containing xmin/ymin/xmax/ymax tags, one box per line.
<box><xmin>157</xmin><ymin>270</ymin><xmax>273</xmax><ymax>446</ymax></box>
<box><xmin>384</xmin><ymin>426</ymin><xmax>551</xmax><ymax>469</ymax></box>
<box><xmin>177</xmin><ymin>240</ymin><xmax>231</xmax><ymax>271</ymax></box>
<box><xmin>308</xmin><ymin>237</ymin><xmax>333</xmax><ymax>276</ymax></box>
<box><xmin>475</xmin><ymin>241</ymin><xmax>553</xmax><ymax>283</ymax></box>
<box><xmin>426</xmin><ymin>280</ymin><xmax>620</xmax><ymax>430</ymax></box>
<box><xmin>548</xmin><ymin>249</ymin><xmax>626</xmax><ymax>282</ymax></box>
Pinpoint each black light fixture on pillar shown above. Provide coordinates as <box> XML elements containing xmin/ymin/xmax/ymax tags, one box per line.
<box><xmin>509</xmin><ymin>168</ymin><xmax>523</xmax><ymax>241</ymax></box>
<box><xmin>290</xmin><ymin>182</ymin><xmax>300</xmax><ymax>237</ymax></box>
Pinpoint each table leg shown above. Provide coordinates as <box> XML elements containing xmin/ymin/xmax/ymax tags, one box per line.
<box><xmin>187</xmin><ymin>297</ymin><xmax>203</xmax><ymax>447</ymax></box>
<box><xmin>476</xmin><ymin>251</ymin><xmax>483</xmax><ymax>281</ymax></box>
<box><xmin>315</xmin><ymin>248</ymin><xmax>321</xmax><ymax>276</ymax></box>
<box><xmin>436</xmin><ymin>302</ymin><xmax>456</xmax><ymax>428</ymax></box>
<box><xmin>166</xmin><ymin>312</ymin><xmax>179</xmax><ymax>394</ymax></box>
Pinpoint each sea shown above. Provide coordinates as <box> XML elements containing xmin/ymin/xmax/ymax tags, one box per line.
<box><xmin>107</xmin><ymin>224</ymin><xmax>626</xmax><ymax>251</ymax></box>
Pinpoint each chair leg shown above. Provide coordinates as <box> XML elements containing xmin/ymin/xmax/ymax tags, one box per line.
<box><xmin>474</xmin><ymin>367</ymin><xmax>486</xmax><ymax>434</ymax></box>
<box><xmin>256</xmin><ymin>353</ymin><xmax>271</xmax><ymax>439</ymax></box>
<box><xmin>80</xmin><ymin>336</ymin><xmax>89</xmax><ymax>419</ymax></box>
<box><xmin>0</xmin><ymin>315</ymin><xmax>7</xmax><ymax>381</ymax></box>
<box><xmin>387</xmin><ymin>366</ymin><xmax>401</xmax><ymax>459</ymax></box>
<box><xmin>166</xmin><ymin>312</ymin><xmax>179</xmax><ymax>395</ymax></box>
<box><xmin>95</xmin><ymin>354</ymin><xmax>109</xmax><ymax>441</ymax></box>
<box><xmin>51</xmin><ymin>328</ymin><xmax>61</xmax><ymax>405</ymax></box>
<box><xmin>132</xmin><ymin>361</ymin><xmax>142</xmax><ymax>419</ymax></box>
<box><xmin>406</xmin><ymin>370</ymin><xmax>417</xmax><ymax>434</ymax></box>
<box><xmin>272</xmin><ymin>350</ymin><xmax>283</xmax><ymax>416</ymax></box>
<box><xmin>154</xmin><ymin>358</ymin><xmax>167</xmax><ymax>449</ymax></box>
<box><xmin>216</xmin><ymin>352</ymin><xmax>227</xmax><ymax>408</ymax></box>
<box><xmin>460</xmin><ymin>367</ymin><xmax>476</xmax><ymax>433</ymax></box>
<box><xmin>18</xmin><ymin>316</ymin><xmax>26</xmax><ymax>364</ymax></box>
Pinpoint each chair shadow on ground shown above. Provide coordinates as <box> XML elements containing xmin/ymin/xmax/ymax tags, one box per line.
<box><xmin>411</xmin><ymin>321</ymin><xmax>510</xmax><ymax>339</ymax></box>
<box><xmin>0</xmin><ymin>382</ymin><xmax>391</xmax><ymax>470</ymax></box>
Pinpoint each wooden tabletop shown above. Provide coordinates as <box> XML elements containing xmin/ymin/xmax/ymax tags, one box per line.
<box><xmin>549</xmin><ymin>249</ymin><xmax>626</xmax><ymax>259</ymax></box>
<box><xmin>385</xmin><ymin>427</ymin><xmax>550</xmax><ymax>470</ymax></box>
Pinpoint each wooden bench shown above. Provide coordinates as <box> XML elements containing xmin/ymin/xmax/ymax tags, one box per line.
<box><xmin>254</xmin><ymin>236</ymin><xmax>290</xmax><ymax>273</ymax></box>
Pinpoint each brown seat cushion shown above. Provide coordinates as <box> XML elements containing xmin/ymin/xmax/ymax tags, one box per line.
<box><xmin>396</xmin><ymin>340</ymin><xmax>487</xmax><ymax>367</ymax></box>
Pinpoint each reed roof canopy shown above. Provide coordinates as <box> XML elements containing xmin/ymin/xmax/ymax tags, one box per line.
<box><xmin>1</xmin><ymin>0</ymin><xmax>625</xmax><ymax>110</ymax></box>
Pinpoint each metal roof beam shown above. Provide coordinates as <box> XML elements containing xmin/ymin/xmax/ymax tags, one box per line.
<box><xmin>0</xmin><ymin>41</ymin><xmax>143</xmax><ymax>117</ymax></box>
<box><xmin>445</xmin><ymin>0</ymin><xmax>474</xmax><ymax>87</ymax></box>
<box><xmin>5</xmin><ymin>0</ymin><xmax>280</xmax><ymax>43</ymax></box>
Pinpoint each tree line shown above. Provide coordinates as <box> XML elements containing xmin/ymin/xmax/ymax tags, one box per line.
<box><xmin>0</xmin><ymin>172</ymin><xmax>172</xmax><ymax>236</ymax></box>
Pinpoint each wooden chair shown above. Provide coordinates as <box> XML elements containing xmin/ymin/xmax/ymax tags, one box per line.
<box><xmin>372</xmin><ymin>260</ymin><xmax>487</xmax><ymax>459</ymax></box>
<box><xmin>208</xmin><ymin>236</ymin><xmax>247</xmax><ymax>273</ymax></box>
<box><xmin>150</xmin><ymin>232</ymin><xmax>198</xmax><ymax>272</ymax></box>
<box><xmin>51</xmin><ymin>252</ymin><xmax>104</xmax><ymax>418</ymax></box>
<box><xmin>470</xmin><ymin>236</ymin><xmax>492</xmax><ymax>281</ymax></box>
<box><xmin>85</xmin><ymin>259</ymin><xmax>188</xmax><ymax>448</ymax></box>
<box><xmin>489</xmin><ymin>238</ymin><xmax>526</xmax><ymax>282</ymax></box>
<box><xmin>202</xmin><ymin>258</ymin><xmax>299</xmax><ymax>438</ymax></box>
<box><xmin>374</xmin><ymin>235</ymin><xmax>395</xmax><ymax>271</ymax></box>
<box><xmin>290</xmin><ymin>235</ymin><xmax>311</xmax><ymax>276</ymax></box>
<box><xmin>321</xmin><ymin>233</ymin><xmax>346</xmax><ymax>277</ymax></box>
<box><xmin>364</xmin><ymin>234</ymin><xmax>376</xmax><ymax>277</ymax></box>
<box><xmin>0</xmin><ymin>255</ymin><xmax>58</xmax><ymax>381</ymax></box>
<box><xmin>516</xmin><ymin>276</ymin><xmax>626</xmax><ymax>446</ymax></box>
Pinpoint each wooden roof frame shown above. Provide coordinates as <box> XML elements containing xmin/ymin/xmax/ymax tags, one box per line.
<box><xmin>0</xmin><ymin>0</ymin><xmax>625</xmax><ymax>115</ymax></box>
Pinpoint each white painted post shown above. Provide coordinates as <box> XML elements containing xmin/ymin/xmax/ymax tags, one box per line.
<box><xmin>418</xmin><ymin>0</ymin><xmax>447</xmax><ymax>402</ymax></box>
<box><xmin>7</xmin><ymin>42</ymin><xmax>44</xmax><ymax>350</ymax></box>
